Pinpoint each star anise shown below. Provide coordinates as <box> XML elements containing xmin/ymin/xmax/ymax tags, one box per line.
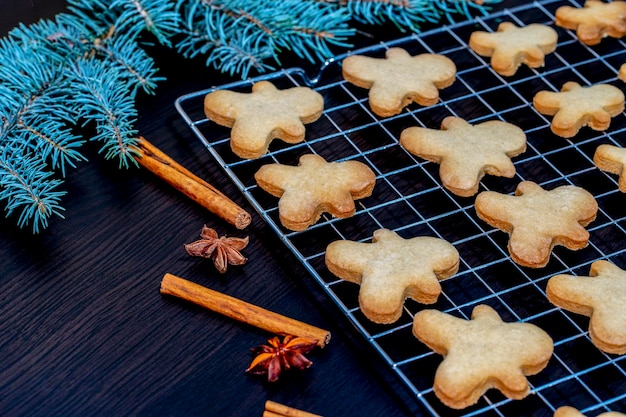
<box><xmin>184</xmin><ymin>225</ymin><xmax>249</xmax><ymax>273</ymax></box>
<box><xmin>245</xmin><ymin>335</ymin><xmax>318</xmax><ymax>382</ymax></box>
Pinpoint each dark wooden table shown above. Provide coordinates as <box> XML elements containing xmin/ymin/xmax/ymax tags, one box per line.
<box><xmin>0</xmin><ymin>2</ymin><xmax>519</xmax><ymax>416</ymax></box>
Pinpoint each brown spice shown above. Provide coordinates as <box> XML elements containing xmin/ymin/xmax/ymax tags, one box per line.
<box><xmin>134</xmin><ymin>137</ymin><xmax>251</xmax><ymax>229</ymax></box>
<box><xmin>263</xmin><ymin>400</ymin><xmax>322</xmax><ymax>417</ymax></box>
<box><xmin>159</xmin><ymin>273</ymin><xmax>331</xmax><ymax>348</ymax></box>
<box><xmin>184</xmin><ymin>225</ymin><xmax>248</xmax><ymax>273</ymax></box>
<box><xmin>246</xmin><ymin>335</ymin><xmax>317</xmax><ymax>382</ymax></box>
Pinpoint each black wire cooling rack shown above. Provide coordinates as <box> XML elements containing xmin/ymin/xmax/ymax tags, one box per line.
<box><xmin>175</xmin><ymin>1</ymin><xmax>626</xmax><ymax>415</ymax></box>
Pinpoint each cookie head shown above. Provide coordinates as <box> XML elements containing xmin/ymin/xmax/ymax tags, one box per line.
<box><xmin>547</xmin><ymin>260</ymin><xmax>626</xmax><ymax>354</ymax></box>
<box><xmin>254</xmin><ymin>154</ymin><xmax>376</xmax><ymax>231</ymax></box>
<box><xmin>342</xmin><ymin>47</ymin><xmax>456</xmax><ymax>117</ymax></box>
<box><xmin>475</xmin><ymin>181</ymin><xmax>598</xmax><ymax>268</ymax></box>
<box><xmin>204</xmin><ymin>81</ymin><xmax>324</xmax><ymax>159</ymax></box>
<box><xmin>469</xmin><ymin>22</ymin><xmax>558</xmax><ymax>76</ymax></box>
<box><xmin>400</xmin><ymin>116</ymin><xmax>526</xmax><ymax>197</ymax></box>
<box><xmin>325</xmin><ymin>229</ymin><xmax>459</xmax><ymax>324</ymax></box>
<box><xmin>412</xmin><ymin>305</ymin><xmax>553</xmax><ymax>409</ymax></box>
<box><xmin>555</xmin><ymin>0</ymin><xmax>626</xmax><ymax>45</ymax></box>
<box><xmin>533</xmin><ymin>81</ymin><xmax>625</xmax><ymax>138</ymax></box>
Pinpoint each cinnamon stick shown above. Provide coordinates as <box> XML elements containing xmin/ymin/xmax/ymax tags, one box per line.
<box><xmin>264</xmin><ymin>401</ymin><xmax>322</xmax><ymax>417</ymax></box>
<box><xmin>134</xmin><ymin>137</ymin><xmax>251</xmax><ymax>229</ymax></box>
<box><xmin>160</xmin><ymin>273</ymin><xmax>331</xmax><ymax>348</ymax></box>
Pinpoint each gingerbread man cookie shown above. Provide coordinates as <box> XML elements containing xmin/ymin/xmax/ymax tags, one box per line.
<box><xmin>533</xmin><ymin>81</ymin><xmax>625</xmax><ymax>138</ymax></box>
<box><xmin>400</xmin><ymin>116</ymin><xmax>527</xmax><ymax>197</ymax></box>
<box><xmin>555</xmin><ymin>0</ymin><xmax>626</xmax><ymax>45</ymax></box>
<box><xmin>469</xmin><ymin>22</ymin><xmax>558</xmax><ymax>76</ymax></box>
<box><xmin>203</xmin><ymin>81</ymin><xmax>324</xmax><ymax>159</ymax></box>
<box><xmin>254</xmin><ymin>154</ymin><xmax>376</xmax><ymax>231</ymax></box>
<box><xmin>555</xmin><ymin>406</ymin><xmax>626</xmax><ymax>417</ymax></box>
<box><xmin>325</xmin><ymin>229</ymin><xmax>459</xmax><ymax>324</ymax></box>
<box><xmin>594</xmin><ymin>144</ymin><xmax>626</xmax><ymax>192</ymax></box>
<box><xmin>475</xmin><ymin>181</ymin><xmax>598</xmax><ymax>268</ymax></box>
<box><xmin>412</xmin><ymin>305</ymin><xmax>553</xmax><ymax>409</ymax></box>
<box><xmin>547</xmin><ymin>260</ymin><xmax>626</xmax><ymax>354</ymax></box>
<box><xmin>341</xmin><ymin>47</ymin><xmax>456</xmax><ymax>117</ymax></box>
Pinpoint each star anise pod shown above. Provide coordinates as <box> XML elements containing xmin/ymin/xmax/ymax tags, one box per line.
<box><xmin>245</xmin><ymin>335</ymin><xmax>318</xmax><ymax>382</ymax></box>
<box><xmin>184</xmin><ymin>225</ymin><xmax>249</xmax><ymax>273</ymax></box>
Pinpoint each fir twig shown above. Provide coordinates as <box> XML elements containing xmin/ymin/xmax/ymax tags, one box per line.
<box><xmin>0</xmin><ymin>0</ymin><xmax>496</xmax><ymax>233</ymax></box>
<box><xmin>174</xmin><ymin>0</ymin><xmax>354</xmax><ymax>78</ymax></box>
<box><xmin>0</xmin><ymin>2</ymin><xmax>165</xmax><ymax>232</ymax></box>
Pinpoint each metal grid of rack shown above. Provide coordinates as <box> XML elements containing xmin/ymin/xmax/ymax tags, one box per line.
<box><xmin>176</xmin><ymin>1</ymin><xmax>626</xmax><ymax>415</ymax></box>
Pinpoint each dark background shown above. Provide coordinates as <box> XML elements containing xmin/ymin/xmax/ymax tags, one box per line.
<box><xmin>0</xmin><ymin>2</ymin><xmax>517</xmax><ymax>416</ymax></box>
<box><xmin>0</xmin><ymin>0</ymin><xmax>63</xmax><ymax>36</ymax></box>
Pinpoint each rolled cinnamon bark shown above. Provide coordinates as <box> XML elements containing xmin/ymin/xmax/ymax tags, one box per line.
<box><xmin>160</xmin><ymin>273</ymin><xmax>331</xmax><ymax>348</ymax></box>
<box><xmin>264</xmin><ymin>400</ymin><xmax>322</xmax><ymax>417</ymax></box>
<box><xmin>134</xmin><ymin>137</ymin><xmax>251</xmax><ymax>229</ymax></box>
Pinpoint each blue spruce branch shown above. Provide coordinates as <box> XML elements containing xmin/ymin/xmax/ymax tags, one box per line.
<box><xmin>1</xmin><ymin>1</ymin><xmax>167</xmax><ymax>232</ymax></box>
<box><xmin>0</xmin><ymin>0</ymin><xmax>495</xmax><ymax>233</ymax></box>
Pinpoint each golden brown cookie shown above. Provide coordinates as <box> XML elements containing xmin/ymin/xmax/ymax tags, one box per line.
<box><xmin>594</xmin><ymin>143</ymin><xmax>626</xmax><ymax>191</ymax></box>
<box><xmin>547</xmin><ymin>260</ymin><xmax>626</xmax><ymax>354</ymax></box>
<box><xmin>475</xmin><ymin>181</ymin><xmax>598</xmax><ymax>268</ymax></box>
<box><xmin>533</xmin><ymin>81</ymin><xmax>625</xmax><ymax>138</ymax></box>
<box><xmin>412</xmin><ymin>304</ymin><xmax>553</xmax><ymax>409</ymax></box>
<box><xmin>619</xmin><ymin>63</ymin><xmax>626</xmax><ymax>82</ymax></box>
<box><xmin>469</xmin><ymin>22</ymin><xmax>558</xmax><ymax>76</ymax></box>
<box><xmin>555</xmin><ymin>0</ymin><xmax>626</xmax><ymax>45</ymax></box>
<box><xmin>555</xmin><ymin>406</ymin><xmax>626</xmax><ymax>417</ymax></box>
<box><xmin>325</xmin><ymin>229</ymin><xmax>459</xmax><ymax>324</ymax></box>
<box><xmin>341</xmin><ymin>47</ymin><xmax>456</xmax><ymax>117</ymax></box>
<box><xmin>203</xmin><ymin>81</ymin><xmax>324</xmax><ymax>159</ymax></box>
<box><xmin>399</xmin><ymin>116</ymin><xmax>527</xmax><ymax>197</ymax></box>
<box><xmin>254</xmin><ymin>154</ymin><xmax>376</xmax><ymax>231</ymax></box>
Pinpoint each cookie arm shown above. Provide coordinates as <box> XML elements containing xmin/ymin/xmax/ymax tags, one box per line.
<box><xmin>204</xmin><ymin>90</ymin><xmax>242</xmax><ymax>127</ymax></box>
<box><xmin>547</xmin><ymin>260</ymin><xmax>623</xmax><ymax>315</ymax></box>
<box><xmin>412</xmin><ymin>309</ymin><xmax>465</xmax><ymax>354</ymax></box>
<box><xmin>285</xmin><ymin>88</ymin><xmax>324</xmax><ymax>124</ymax></box>
<box><xmin>546</xmin><ymin>274</ymin><xmax>595</xmax><ymax>316</ymax></box>
<box><xmin>254</xmin><ymin>164</ymin><xmax>294</xmax><ymax>197</ymax></box>
<box><xmin>594</xmin><ymin>144</ymin><xmax>626</xmax><ymax>191</ymax></box>
<box><xmin>340</xmin><ymin>161</ymin><xmax>377</xmax><ymax>199</ymax></box>
<box><xmin>468</xmin><ymin>30</ymin><xmax>496</xmax><ymax>57</ymax></box>
<box><xmin>399</xmin><ymin>127</ymin><xmax>450</xmax><ymax>163</ymax></box>
<box><xmin>341</xmin><ymin>55</ymin><xmax>378</xmax><ymax>88</ymax></box>
<box><xmin>533</xmin><ymin>90</ymin><xmax>563</xmax><ymax>115</ymax></box>
<box><xmin>325</xmin><ymin>240</ymin><xmax>369</xmax><ymax>284</ymax></box>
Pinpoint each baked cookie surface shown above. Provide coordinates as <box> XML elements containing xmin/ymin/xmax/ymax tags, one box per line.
<box><xmin>400</xmin><ymin>116</ymin><xmax>526</xmax><ymax>197</ymax></box>
<box><xmin>555</xmin><ymin>406</ymin><xmax>626</xmax><ymax>417</ymax></box>
<box><xmin>341</xmin><ymin>47</ymin><xmax>456</xmax><ymax>117</ymax></box>
<box><xmin>555</xmin><ymin>0</ymin><xmax>626</xmax><ymax>45</ymax></box>
<box><xmin>533</xmin><ymin>81</ymin><xmax>625</xmax><ymax>138</ymax></box>
<box><xmin>547</xmin><ymin>260</ymin><xmax>626</xmax><ymax>354</ymax></box>
<box><xmin>469</xmin><ymin>22</ymin><xmax>558</xmax><ymax>76</ymax></box>
<box><xmin>593</xmin><ymin>144</ymin><xmax>626</xmax><ymax>192</ymax></box>
<box><xmin>412</xmin><ymin>304</ymin><xmax>553</xmax><ymax>409</ymax></box>
<box><xmin>325</xmin><ymin>229</ymin><xmax>459</xmax><ymax>324</ymax></box>
<box><xmin>204</xmin><ymin>81</ymin><xmax>324</xmax><ymax>159</ymax></box>
<box><xmin>475</xmin><ymin>181</ymin><xmax>598</xmax><ymax>268</ymax></box>
<box><xmin>254</xmin><ymin>154</ymin><xmax>375</xmax><ymax>231</ymax></box>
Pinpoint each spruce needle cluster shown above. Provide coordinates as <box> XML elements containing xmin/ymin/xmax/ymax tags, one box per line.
<box><xmin>0</xmin><ymin>0</ymin><xmax>495</xmax><ymax>233</ymax></box>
